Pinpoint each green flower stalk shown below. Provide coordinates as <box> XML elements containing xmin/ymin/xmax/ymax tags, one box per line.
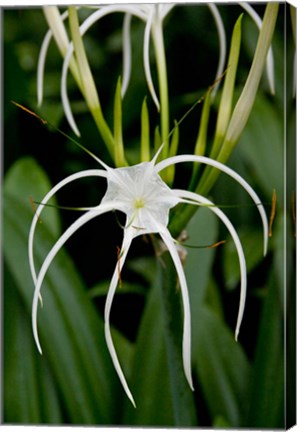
<box><xmin>38</xmin><ymin>6</ymin><xmax>81</xmax><ymax>105</ymax></box>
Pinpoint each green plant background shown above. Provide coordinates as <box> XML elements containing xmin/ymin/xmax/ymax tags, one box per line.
<box><xmin>2</xmin><ymin>4</ymin><xmax>295</xmax><ymax>428</ymax></box>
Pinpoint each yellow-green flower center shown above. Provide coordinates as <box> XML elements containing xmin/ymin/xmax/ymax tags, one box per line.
<box><xmin>134</xmin><ymin>197</ymin><xmax>145</xmax><ymax>209</ymax></box>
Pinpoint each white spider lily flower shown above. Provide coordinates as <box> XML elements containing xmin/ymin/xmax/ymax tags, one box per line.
<box><xmin>60</xmin><ymin>3</ymin><xmax>229</xmax><ymax>133</ymax></box>
<box><xmin>38</xmin><ymin>4</ymin><xmax>229</xmax><ymax>135</ymax></box>
<box><xmin>29</xmin><ymin>150</ymin><xmax>268</xmax><ymax>407</ymax></box>
<box><xmin>37</xmin><ymin>4</ymin><xmax>276</xmax><ymax>137</ymax></box>
<box><xmin>60</xmin><ymin>4</ymin><xmax>174</xmax><ymax>135</ymax></box>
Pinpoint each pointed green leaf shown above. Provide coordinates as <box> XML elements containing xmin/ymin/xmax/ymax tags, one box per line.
<box><xmin>122</xmin><ymin>280</ymin><xmax>175</xmax><ymax>426</ymax></box>
<box><xmin>245</xmin><ymin>272</ymin><xmax>284</xmax><ymax>428</ymax></box>
<box><xmin>212</xmin><ymin>14</ymin><xmax>243</xmax><ymax>159</ymax></box>
<box><xmin>140</xmin><ymin>96</ymin><xmax>150</xmax><ymax>162</ymax></box>
<box><xmin>4</xmin><ymin>156</ymin><xmax>60</xmax><ymax>238</ymax></box>
<box><xmin>114</xmin><ymin>76</ymin><xmax>126</xmax><ymax>166</ymax></box>
<box><xmin>192</xmin><ymin>305</ymin><xmax>251</xmax><ymax>427</ymax></box>
<box><xmin>4</xmin><ymin>264</ymin><xmax>62</xmax><ymax>423</ymax></box>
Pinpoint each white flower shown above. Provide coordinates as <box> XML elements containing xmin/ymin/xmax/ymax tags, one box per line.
<box><xmin>29</xmin><ymin>148</ymin><xmax>268</xmax><ymax>407</ymax></box>
<box><xmin>38</xmin><ymin>4</ymin><xmax>275</xmax><ymax>130</ymax></box>
<box><xmin>37</xmin><ymin>4</ymin><xmax>231</xmax><ymax>135</ymax></box>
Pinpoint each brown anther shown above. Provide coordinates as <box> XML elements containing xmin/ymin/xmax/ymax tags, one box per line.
<box><xmin>11</xmin><ymin>101</ymin><xmax>47</xmax><ymax>125</ymax></box>
<box><xmin>207</xmin><ymin>240</ymin><xmax>226</xmax><ymax>249</ymax></box>
<box><xmin>269</xmin><ymin>189</ymin><xmax>277</xmax><ymax>237</ymax></box>
<box><xmin>29</xmin><ymin>196</ymin><xmax>42</xmax><ymax>224</ymax></box>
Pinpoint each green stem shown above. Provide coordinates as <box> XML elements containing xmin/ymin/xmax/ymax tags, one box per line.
<box><xmin>152</xmin><ymin>7</ymin><xmax>170</xmax><ymax>159</ymax></box>
<box><xmin>43</xmin><ymin>7</ymin><xmax>82</xmax><ymax>92</ymax></box>
<box><xmin>68</xmin><ymin>7</ymin><xmax>115</xmax><ymax>158</ymax></box>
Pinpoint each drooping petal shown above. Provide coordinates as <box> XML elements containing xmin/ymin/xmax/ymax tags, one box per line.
<box><xmin>104</xmin><ymin>227</ymin><xmax>136</xmax><ymax>407</ymax></box>
<box><xmin>37</xmin><ymin>9</ymin><xmax>71</xmax><ymax>106</ymax></box>
<box><xmin>61</xmin><ymin>41</ymin><xmax>81</xmax><ymax>136</ymax></box>
<box><xmin>29</xmin><ymin>169</ymin><xmax>108</xmax><ymax>286</ymax></box>
<box><xmin>157</xmin><ymin>225</ymin><xmax>194</xmax><ymax>392</ymax></box>
<box><xmin>32</xmin><ymin>202</ymin><xmax>115</xmax><ymax>355</ymax></box>
<box><xmin>121</xmin><ymin>13</ymin><xmax>132</xmax><ymax>97</ymax></box>
<box><xmin>155</xmin><ymin>154</ymin><xmax>268</xmax><ymax>255</ymax></box>
<box><xmin>37</xmin><ymin>28</ymin><xmax>55</xmax><ymax>106</ymax></box>
<box><xmin>174</xmin><ymin>189</ymin><xmax>247</xmax><ymax>340</ymax></box>
<box><xmin>143</xmin><ymin>7</ymin><xmax>160</xmax><ymax>111</ymax></box>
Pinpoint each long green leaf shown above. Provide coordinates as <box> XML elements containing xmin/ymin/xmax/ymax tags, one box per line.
<box><xmin>192</xmin><ymin>305</ymin><xmax>251</xmax><ymax>427</ymax></box>
<box><xmin>245</xmin><ymin>272</ymin><xmax>284</xmax><ymax>428</ymax></box>
<box><xmin>4</xmin><ymin>263</ymin><xmax>62</xmax><ymax>424</ymax></box>
<box><xmin>122</xmin><ymin>279</ymin><xmax>175</xmax><ymax>426</ymax></box>
<box><xmin>185</xmin><ymin>208</ymin><xmax>251</xmax><ymax>426</ymax></box>
<box><xmin>4</xmin><ymin>157</ymin><xmax>61</xmax><ymax>238</ymax></box>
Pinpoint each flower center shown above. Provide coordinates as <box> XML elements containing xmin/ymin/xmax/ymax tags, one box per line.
<box><xmin>134</xmin><ymin>197</ymin><xmax>145</xmax><ymax>209</ymax></box>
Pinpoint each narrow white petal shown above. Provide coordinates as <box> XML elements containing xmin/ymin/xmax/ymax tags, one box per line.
<box><xmin>61</xmin><ymin>42</ymin><xmax>81</xmax><ymax>136</ymax></box>
<box><xmin>174</xmin><ymin>189</ymin><xmax>247</xmax><ymax>339</ymax></box>
<box><xmin>104</xmin><ymin>228</ymin><xmax>136</xmax><ymax>407</ymax></box>
<box><xmin>37</xmin><ymin>30</ymin><xmax>52</xmax><ymax>107</ymax></box>
<box><xmin>158</xmin><ymin>226</ymin><xmax>194</xmax><ymax>391</ymax></box>
<box><xmin>37</xmin><ymin>9</ymin><xmax>69</xmax><ymax>106</ymax></box>
<box><xmin>121</xmin><ymin>13</ymin><xmax>132</xmax><ymax>97</ymax></box>
<box><xmin>143</xmin><ymin>8</ymin><xmax>160</xmax><ymax>111</ymax></box>
<box><xmin>208</xmin><ymin>4</ymin><xmax>226</xmax><ymax>98</ymax></box>
<box><xmin>155</xmin><ymin>155</ymin><xmax>268</xmax><ymax>255</ymax></box>
<box><xmin>31</xmin><ymin>201</ymin><xmax>114</xmax><ymax>355</ymax></box>
<box><xmin>239</xmin><ymin>2</ymin><xmax>275</xmax><ymax>95</ymax></box>
<box><xmin>29</xmin><ymin>169</ymin><xmax>107</xmax><ymax>286</ymax></box>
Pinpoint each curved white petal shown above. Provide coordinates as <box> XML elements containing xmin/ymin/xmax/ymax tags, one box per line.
<box><xmin>208</xmin><ymin>4</ymin><xmax>226</xmax><ymax>98</ymax></box>
<box><xmin>29</xmin><ymin>169</ymin><xmax>108</xmax><ymax>287</ymax></box>
<box><xmin>239</xmin><ymin>2</ymin><xmax>275</xmax><ymax>95</ymax></box>
<box><xmin>61</xmin><ymin>41</ymin><xmax>81</xmax><ymax>136</ymax></box>
<box><xmin>174</xmin><ymin>189</ymin><xmax>247</xmax><ymax>339</ymax></box>
<box><xmin>32</xmin><ymin>202</ymin><xmax>115</xmax><ymax>355</ymax></box>
<box><xmin>143</xmin><ymin>8</ymin><xmax>160</xmax><ymax>110</ymax></box>
<box><xmin>37</xmin><ymin>30</ymin><xmax>53</xmax><ymax>107</ymax></box>
<box><xmin>155</xmin><ymin>155</ymin><xmax>268</xmax><ymax>255</ymax></box>
<box><xmin>104</xmin><ymin>227</ymin><xmax>136</xmax><ymax>407</ymax></box>
<box><xmin>121</xmin><ymin>13</ymin><xmax>132</xmax><ymax>97</ymax></box>
<box><xmin>37</xmin><ymin>9</ymin><xmax>69</xmax><ymax>106</ymax></box>
<box><xmin>158</xmin><ymin>225</ymin><xmax>194</xmax><ymax>391</ymax></box>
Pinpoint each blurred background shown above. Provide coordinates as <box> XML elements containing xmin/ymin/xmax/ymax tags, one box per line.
<box><xmin>2</xmin><ymin>3</ymin><xmax>296</xmax><ymax>428</ymax></box>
